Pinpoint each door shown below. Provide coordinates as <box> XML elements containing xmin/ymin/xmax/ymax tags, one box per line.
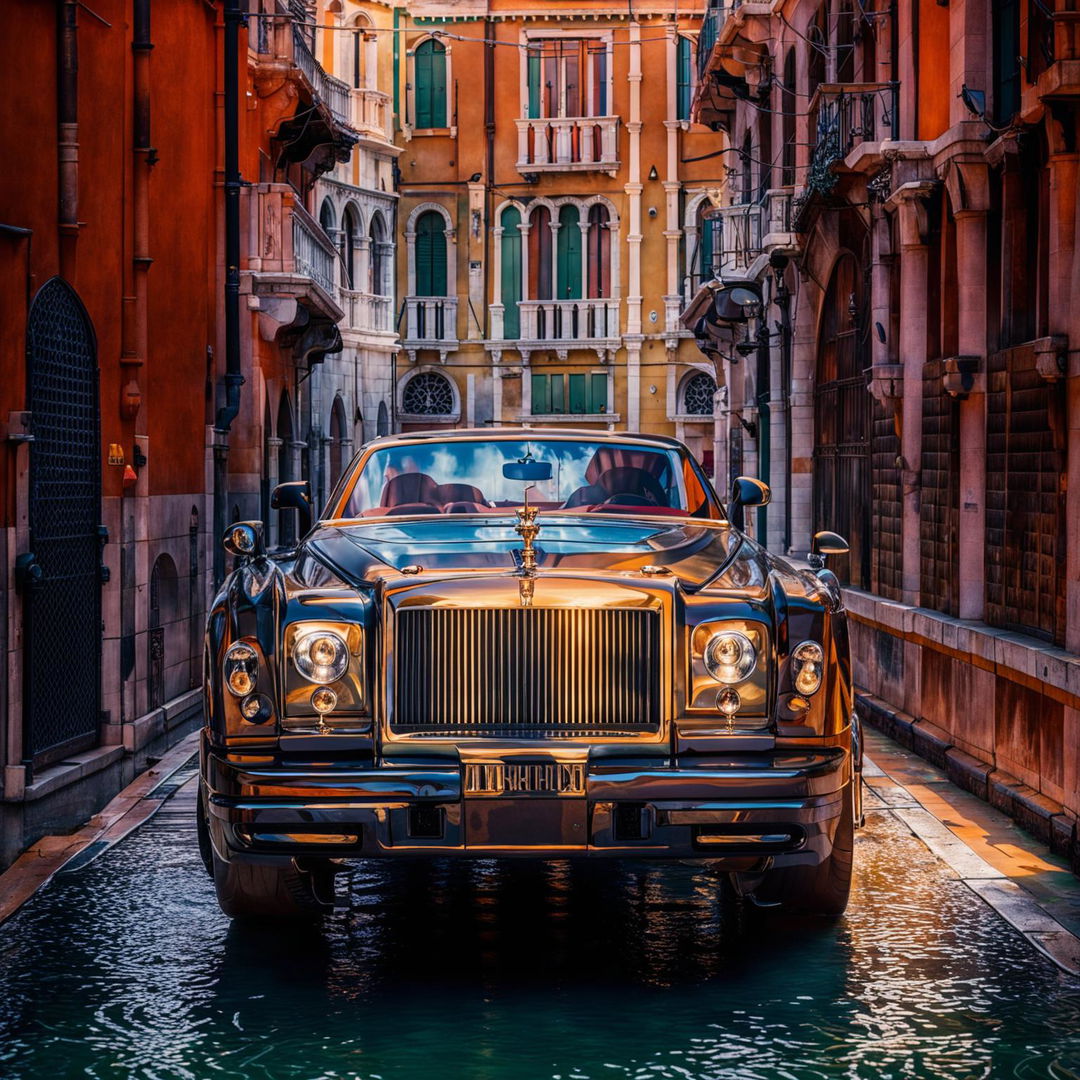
<box><xmin>24</xmin><ymin>278</ymin><xmax>102</xmax><ymax>767</ymax></box>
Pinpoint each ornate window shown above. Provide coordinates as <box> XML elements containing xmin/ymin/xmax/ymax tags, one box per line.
<box><xmin>402</xmin><ymin>371</ymin><xmax>455</xmax><ymax>416</ymax></box>
<box><xmin>683</xmin><ymin>371</ymin><xmax>717</xmax><ymax>415</ymax></box>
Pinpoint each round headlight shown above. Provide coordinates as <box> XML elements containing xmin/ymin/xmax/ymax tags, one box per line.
<box><xmin>703</xmin><ymin>631</ymin><xmax>757</xmax><ymax>684</ymax></box>
<box><xmin>792</xmin><ymin>640</ymin><xmax>824</xmax><ymax>696</ymax></box>
<box><xmin>293</xmin><ymin>630</ymin><xmax>349</xmax><ymax>684</ymax></box>
<box><xmin>224</xmin><ymin>642</ymin><xmax>258</xmax><ymax>697</ymax></box>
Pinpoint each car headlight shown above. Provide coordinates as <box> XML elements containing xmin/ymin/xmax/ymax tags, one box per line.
<box><xmin>223</xmin><ymin>642</ymin><xmax>258</xmax><ymax>697</ymax></box>
<box><xmin>792</xmin><ymin>640</ymin><xmax>824</xmax><ymax>696</ymax></box>
<box><xmin>703</xmin><ymin>630</ymin><xmax>757</xmax><ymax>684</ymax></box>
<box><xmin>292</xmin><ymin>630</ymin><xmax>350</xmax><ymax>684</ymax></box>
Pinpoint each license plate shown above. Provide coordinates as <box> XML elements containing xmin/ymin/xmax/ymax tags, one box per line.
<box><xmin>464</xmin><ymin>762</ymin><xmax>586</xmax><ymax>797</ymax></box>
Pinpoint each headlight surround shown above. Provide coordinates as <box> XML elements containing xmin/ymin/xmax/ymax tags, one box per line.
<box><xmin>703</xmin><ymin>630</ymin><xmax>757</xmax><ymax>684</ymax></box>
<box><xmin>223</xmin><ymin>641</ymin><xmax>258</xmax><ymax>697</ymax></box>
<box><xmin>792</xmin><ymin>640</ymin><xmax>824</xmax><ymax>696</ymax></box>
<box><xmin>292</xmin><ymin>630</ymin><xmax>350</xmax><ymax>685</ymax></box>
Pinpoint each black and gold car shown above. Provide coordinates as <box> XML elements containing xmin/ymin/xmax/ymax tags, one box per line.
<box><xmin>199</xmin><ymin>429</ymin><xmax>861</xmax><ymax>919</ymax></box>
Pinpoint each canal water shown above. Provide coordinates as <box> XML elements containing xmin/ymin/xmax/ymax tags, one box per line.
<box><xmin>0</xmin><ymin>772</ymin><xmax>1078</xmax><ymax>1080</ymax></box>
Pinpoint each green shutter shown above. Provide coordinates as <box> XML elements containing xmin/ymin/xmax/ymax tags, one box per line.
<box><xmin>527</xmin><ymin>45</ymin><xmax>541</xmax><ymax>118</ymax></box>
<box><xmin>415</xmin><ymin>211</ymin><xmax>447</xmax><ymax>296</ymax></box>
<box><xmin>677</xmin><ymin>37</ymin><xmax>692</xmax><ymax>121</ymax></box>
<box><xmin>700</xmin><ymin>215</ymin><xmax>714</xmax><ymax>279</ymax></box>
<box><xmin>551</xmin><ymin>374</ymin><xmax>565</xmax><ymax>413</ymax></box>
<box><xmin>557</xmin><ymin>205</ymin><xmax>582</xmax><ymax>300</ymax></box>
<box><xmin>500</xmin><ymin>207</ymin><xmax>522</xmax><ymax>338</ymax></box>
<box><xmin>532</xmin><ymin>373</ymin><xmax>550</xmax><ymax>415</ymax></box>
<box><xmin>589</xmin><ymin>373</ymin><xmax>607</xmax><ymax>413</ymax></box>
<box><xmin>415</xmin><ymin>39</ymin><xmax>446</xmax><ymax>128</ymax></box>
<box><xmin>568</xmin><ymin>373</ymin><xmax>586</xmax><ymax>414</ymax></box>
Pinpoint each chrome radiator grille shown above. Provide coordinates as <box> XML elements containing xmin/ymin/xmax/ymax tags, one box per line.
<box><xmin>392</xmin><ymin>607</ymin><xmax>661</xmax><ymax>737</ymax></box>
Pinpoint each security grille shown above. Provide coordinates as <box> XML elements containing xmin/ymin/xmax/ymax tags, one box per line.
<box><xmin>25</xmin><ymin>279</ymin><xmax>102</xmax><ymax>767</ymax></box>
<box><xmin>920</xmin><ymin>361</ymin><xmax>959</xmax><ymax>615</ymax></box>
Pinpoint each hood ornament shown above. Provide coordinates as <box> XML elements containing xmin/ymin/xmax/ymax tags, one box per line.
<box><xmin>515</xmin><ymin>498</ymin><xmax>541</xmax><ymax>576</ymax></box>
<box><xmin>503</xmin><ymin>455</ymin><xmax>550</xmax><ymax>606</ymax></box>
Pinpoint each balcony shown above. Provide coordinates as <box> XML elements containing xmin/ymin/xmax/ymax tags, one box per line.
<box><xmin>712</xmin><ymin>202</ymin><xmax>762</xmax><ymax>279</ymax></box>
<box><xmin>248</xmin><ymin>183</ymin><xmax>341</xmax><ymax>315</ymax></box>
<box><xmin>515</xmin><ymin>117</ymin><xmax>620</xmax><ymax>176</ymax></box>
<box><xmin>291</xmin><ymin>26</ymin><xmax>352</xmax><ymax>127</ymax></box>
<box><xmin>692</xmin><ymin>0</ymin><xmax>769</xmax><ymax>130</ymax></box>
<box><xmin>341</xmin><ymin>289</ymin><xmax>394</xmax><ymax>335</ymax></box>
<box><xmin>488</xmin><ymin>299</ymin><xmax>621</xmax><ymax>363</ymax></box>
<box><xmin>1031</xmin><ymin>0</ymin><xmax>1080</xmax><ymax>100</ymax></box>
<box><xmin>351</xmin><ymin>88</ymin><xmax>393</xmax><ymax>143</ymax></box>
<box><xmin>804</xmin><ymin>83</ymin><xmax>897</xmax><ymax>197</ymax></box>
<box><xmin>401</xmin><ymin>297</ymin><xmax>458</xmax><ymax>363</ymax></box>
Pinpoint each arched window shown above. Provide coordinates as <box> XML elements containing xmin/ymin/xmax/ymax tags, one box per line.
<box><xmin>556</xmin><ymin>204</ymin><xmax>582</xmax><ymax>299</ymax></box>
<box><xmin>699</xmin><ymin>202</ymin><xmax>716</xmax><ymax>282</ymax></box>
<box><xmin>528</xmin><ymin>205</ymin><xmax>553</xmax><ymax>300</ymax></box>
<box><xmin>328</xmin><ymin>396</ymin><xmax>347</xmax><ymax>489</ymax></box>
<box><xmin>587</xmin><ymin>204</ymin><xmax>611</xmax><ymax>298</ymax></box>
<box><xmin>414</xmin><ymin>39</ymin><xmax>447</xmax><ymax>129</ymax></box>
<box><xmin>342</xmin><ymin>206</ymin><xmax>358</xmax><ymax>288</ymax></box>
<box><xmin>781</xmin><ymin>48</ymin><xmax>796</xmax><ymax>186</ymax></box>
<box><xmin>501</xmin><ymin>205</ymin><xmax>522</xmax><ymax>338</ymax></box>
<box><xmin>740</xmin><ymin>129</ymin><xmax>753</xmax><ymax>204</ymax></box>
<box><xmin>277</xmin><ymin>393</ymin><xmax>296</xmax><ymax>546</ymax></box>
<box><xmin>340</xmin><ymin>13</ymin><xmax>374</xmax><ymax>90</ymax></box>
<box><xmin>808</xmin><ymin>8</ymin><xmax>827</xmax><ymax>99</ymax></box>
<box><xmin>319</xmin><ymin>198</ymin><xmax>335</xmax><ymax>237</ymax></box>
<box><xmin>682</xmin><ymin>371</ymin><xmax>717</xmax><ymax>415</ymax></box>
<box><xmin>369</xmin><ymin>212</ymin><xmax>387</xmax><ymax>295</ymax></box>
<box><xmin>377</xmin><ymin>400</ymin><xmax>390</xmax><ymax>437</ymax></box>
<box><xmin>414</xmin><ymin>211</ymin><xmax>447</xmax><ymax>296</ymax></box>
<box><xmin>402</xmin><ymin>370</ymin><xmax>455</xmax><ymax>416</ymax></box>
<box><xmin>676</xmin><ymin>35</ymin><xmax>694</xmax><ymax>121</ymax></box>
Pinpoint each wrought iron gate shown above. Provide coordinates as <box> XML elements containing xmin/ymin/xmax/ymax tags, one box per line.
<box><xmin>24</xmin><ymin>278</ymin><xmax>102</xmax><ymax>767</ymax></box>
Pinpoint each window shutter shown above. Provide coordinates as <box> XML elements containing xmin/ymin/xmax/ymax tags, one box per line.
<box><xmin>557</xmin><ymin>205</ymin><xmax>582</xmax><ymax>300</ymax></box>
<box><xmin>415</xmin><ymin>212</ymin><xmax>447</xmax><ymax>296</ymax></box>
<box><xmin>676</xmin><ymin>37</ymin><xmax>692</xmax><ymax>121</ymax></box>
<box><xmin>501</xmin><ymin>207</ymin><xmax>522</xmax><ymax>338</ymax></box>
<box><xmin>532</xmin><ymin>373</ymin><xmax>550</xmax><ymax>415</ymax></box>
<box><xmin>589</xmin><ymin>373</ymin><xmax>607</xmax><ymax>414</ymax></box>
<box><xmin>415</xmin><ymin>40</ymin><xmax>446</xmax><ymax>128</ymax></box>
<box><xmin>527</xmin><ymin>45</ymin><xmax>541</xmax><ymax>118</ymax></box>
<box><xmin>551</xmin><ymin>374</ymin><xmax>565</xmax><ymax>414</ymax></box>
<box><xmin>568</xmin><ymin>374</ymin><xmax>586</xmax><ymax>414</ymax></box>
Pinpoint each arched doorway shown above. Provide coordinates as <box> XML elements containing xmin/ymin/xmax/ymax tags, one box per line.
<box><xmin>148</xmin><ymin>554</ymin><xmax>179</xmax><ymax>710</ymax></box>
<box><xmin>813</xmin><ymin>252</ymin><xmax>871</xmax><ymax>587</ymax></box>
<box><xmin>24</xmin><ymin>278</ymin><xmax>102</xmax><ymax>766</ymax></box>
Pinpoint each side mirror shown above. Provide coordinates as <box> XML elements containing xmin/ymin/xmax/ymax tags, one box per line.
<box><xmin>809</xmin><ymin>530</ymin><xmax>849</xmax><ymax>569</ymax></box>
<box><xmin>223</xmin><ymin>521</ymin><xmax>265</xmax><ymax>560</ymax></box>
<box><xmin>503</xmin><ymin>460</ymin><xmax>553</xmax><ymax>482</ymax></box>
<box><xmin>271</xmin><ymin>480</ymin><xmax>313</xmax><ymax>537</ymax></box>
<box><xmin>727</xmin><ymin>476</ymin><xmax>771</xmax><ymax>531</ymax></box>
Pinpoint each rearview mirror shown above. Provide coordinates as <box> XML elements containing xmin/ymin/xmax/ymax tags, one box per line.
<box><xmin>809</xmin><ymin>530</ymin><xmax>849</xmax><ymax>569</ymax></box>
<box><xmin>503</xmin><ymin>460</ymin><xmax>552</xmax><ymax>482</ymax></box>
<box><xmin>271</xmin><ymin>481</ymin><xmax>313</xmax><ymax>538</ymax></box>
<box><xmin>223</xmin><ymin>521</ymin><xmax>265</xmax><ymax>560</ymax></box>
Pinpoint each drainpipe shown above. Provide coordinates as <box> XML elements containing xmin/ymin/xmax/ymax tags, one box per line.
<box><xmin>58</xmin><ymin>0</ymin><xmax>79</xmax><ymax>277</ymax></box>
<box><xmin>214</xmin><ymin>0</ymin><xmax>245</xmax><ymax>586</ymax></box>
<box><xmin>122</xmin><ymin>0</ymin><xmax>153</xmax><ymax>426</ymax></box>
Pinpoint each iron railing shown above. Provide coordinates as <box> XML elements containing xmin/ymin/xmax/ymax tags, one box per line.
<box><xmin>806</xmin><ymin>83</ymin><xmax>897</xmax><ymax>196</ymax></box>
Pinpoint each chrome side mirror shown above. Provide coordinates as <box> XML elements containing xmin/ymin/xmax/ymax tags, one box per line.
<box><xmin>727</xmin><ymin>476</ymin><xmax>771</xmax><ymax>530</ymax></box>
<box><xmin>808</xmin><ymin>530</ymin><xmax>849</xmax><ymax>569</ymax></box>
<box><xmin>272</xmin><ymin>480</ymin><xmax>313</xmax><ymax>537</ymax></box>
<box><xmin>223</xmin><ymin>521</ymin><xmax>265</xmax><ymax>560</ymax></box>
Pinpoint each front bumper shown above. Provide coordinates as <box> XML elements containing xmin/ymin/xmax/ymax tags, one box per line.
<box><xmin>204</xmin><ymin>736</ymin><xmax>853</xmax><ymax>868</ymax></box>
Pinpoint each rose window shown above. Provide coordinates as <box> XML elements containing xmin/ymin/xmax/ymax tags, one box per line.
<box><xmin>683</xmin><ymin>372</ymin><xmax>717</xmax><ymax>415</ymax></box>
<box><xmin>402</xmin><ymin>372</ymin><xmax>455</xmax><ymax>416</ymax></box>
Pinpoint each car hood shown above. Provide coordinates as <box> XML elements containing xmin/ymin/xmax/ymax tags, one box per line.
<box><xmin>301</xmin><ymin>514</ymin><xmax>743</xmax><ymax>592</ymax></box>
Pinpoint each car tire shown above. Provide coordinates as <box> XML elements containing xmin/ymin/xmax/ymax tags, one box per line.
<box><xmin>756</xmin><ymin>785</ymin><xmax>855</xmax><ymax>917</ymax></box>
<box><xmin>211</xmin><ymin>849</ymin><xmax>339</xmax><ymax>921</ymax></box>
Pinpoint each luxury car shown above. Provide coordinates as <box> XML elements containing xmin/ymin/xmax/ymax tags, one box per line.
<box><xmin>199</xmin><ymin>429</ymin><xmax>861</xmax><ymax>919</ymax></box>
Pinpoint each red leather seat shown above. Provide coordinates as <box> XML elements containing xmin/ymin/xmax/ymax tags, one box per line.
<box><xmin>381</xmin><ymin>472</ymin><xmax>440</xmax><ymax>508</ymax></box>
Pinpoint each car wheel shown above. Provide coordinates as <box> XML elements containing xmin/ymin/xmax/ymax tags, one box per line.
<box><xmin>211</xmin><ymin>849</ymin><xmax>339</xmax><ymax>921</ymax></box>
<box><xmin>755</xmin><ymin>785</ymin><xmax>855</xmax><ymax>917</ymax></box>
<box><xmin>196</xmin><ymin>780</ymin><xmax>214</xmax><ymax>879</ymax></box>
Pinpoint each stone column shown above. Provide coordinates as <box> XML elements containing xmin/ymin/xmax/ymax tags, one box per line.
<box><xmin>888</xmin><ymin>181</ymin><xmax>936</xmax><ymax>605</ymax></box>
<box><xmin>946</xmin><ymin>160</ymin><xmax>991</xmax><ymax>620</ymax></box>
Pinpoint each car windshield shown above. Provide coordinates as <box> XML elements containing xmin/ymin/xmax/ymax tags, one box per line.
<box><xmin>334</xmin><ymin>439</ymin><xmax>720</xmax><ymax>519</ymax></box>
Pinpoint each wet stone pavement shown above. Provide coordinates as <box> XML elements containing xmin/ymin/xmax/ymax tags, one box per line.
<box><xmin>0</xmin><ymin>759</ymin><xmax>1079</xmax><ymax>1080</ymax></box>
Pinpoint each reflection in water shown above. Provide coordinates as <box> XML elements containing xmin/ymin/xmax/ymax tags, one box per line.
<box><xmin>0</xmin><ymin>791</ymin><xmax>1078</xmax><ymax>1080</ymax></box>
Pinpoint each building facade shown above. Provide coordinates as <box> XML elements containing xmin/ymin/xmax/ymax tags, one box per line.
<box><xmin>691</xmin><ymin>0</ymin><xmax>1080</xmax><ymax>861</ymax></box>
<box><xmin>0</xmin><ymin>0</ymin><xmax>221</xmax><ymax>866</ymax></box>
<box><xmin>387</xmin><ymin>0</ymin><xmax>730</xmax><ymax>473</ymax></box>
